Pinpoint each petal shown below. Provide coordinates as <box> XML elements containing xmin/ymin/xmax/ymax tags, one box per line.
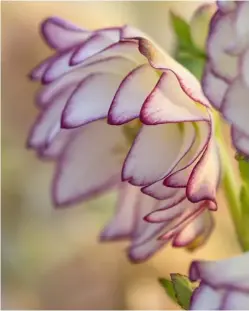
<box><xmin>189</xmin><ymin>252</ymin><xmax>249</xmax><ymax>291</ymax></box>
<box><xmin>172</xmin><ymin>209</ymin><xmax>214</xmax><ymax>247</ymax></box>
<box><xmin>71</xmin><ymin>30</ymin><xmax>120</xmax><ymax>65</ymax></box>
<box><xmin>241</xmin><ymin>49</ymin><xmax>249</xmax><ymax>88</ymax></box>
<box><xmin>207</xmin><ymin>13</ymin><xmax>238</xmax><ymax>82</ymax></box>
<box><xmin>231</xmin><ymin>126</ymin><xmax>249</xmax><ymax>156</ymax></box>
<box><xmin>41</xmin><ymin>17</ymin><xmax>90</xmax><ymax>50</ymax></box>
<box><xmin>222</xmin><ymin>290</ymin><xmax>249</xmax><ymax>310</ymax></box>
<box><xmin>221</xmin><ymin>77</ymin><xmax>249</xmax><ymax>136</ymax></box>
<box><xmin>38</xmin><ymin>56</ymin><xmax>136</xmax><ymax>107</ymax></box>
<box><xmin>217</xmin><ymin>0</ymin><xmax>237</xmax><ymax>13</ymax></box>
<box><xmin>53</xmin><ymin>121</ymin><xmax>125</xmax><ymax>206</ymax></box>
<box><xmin>100</xmin><ymin>183</ymin><xmax>139</xmax><ymax>241</ymax></box>
<box><xmin>62</xmin><ymin>72</ymin><xmax>125</xmax><ymax>128</ymax></box>
<box><xmin>190</xmin><ymin>283</ymin><xmax>223</xmax><ymax>310</ymax></box>
<box><xmin>122</xmin><ymin>123</ymin><xmax>183</xmax><ymax>186</ymax></box>
<box><xmin>202</xmin><ymin>64</ymin><xmax>228</xmax><ymax>110</ymax></box>
<box><xmin>141</xmin><ymin>71</ymin><xmax>210</xmax><ymax>126</ymax></box>
<box><xmin>108</xmin><ymin>64</ymin><xmax>159</xmax><ymax>125</ymax></box>
<box><xmin>142</xmin><ymin>182</ymin><xmax>178</xmax><ymax>200</ymax></box>
<box><xmin>145</xmin><ymin>192</ymin><xmax>187</xmax><ymax>223</ymax></box>
<box><xmin>187</xmin><ymin>139</ymin><xmax>220</xmax><ymax>205</ymax></box>
<box><xmin>30</xmin><ymin>57</ymin><xmax>54</xmax><ymax>81</ymax></box>
<box><xmin>28</xmin><ymin>86</ymin><xmax>75</xmax><ymax>150</ymax></box>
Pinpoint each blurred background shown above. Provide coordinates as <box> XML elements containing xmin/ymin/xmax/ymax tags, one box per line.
<box><xmin>1</xmin><ymin>1</ymin><xmax>242</xmax><ymax>309</ymax></box>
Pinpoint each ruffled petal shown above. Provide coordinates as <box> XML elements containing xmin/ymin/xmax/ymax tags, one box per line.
<box><xmin>53</xmin><ymin>121</ymin><xmax>125</xmax><ymax>206</ymax></box>
<box><xmin>141</xmin><ymin>71</ymin><xmax>210</xmax><ymax>125</ymax></box>
<box><xmin>190</xmin><ymin>283</ymin><xmax>224</xmax><ymax>310</ymax></box>
<box><xmin>100</xmin><ymin>183</ymin><xmax>139</xmax><ymax>240</ymax></box>
<box><xmin>221</xmin><ymin>77</ymin><xmax>249</xmax><ymax>136</ymax></box>
<box><xmin>41</xmin><ymin>17</ymin><xmax>90</xmax><ymax>50</ymax></box>
<box><xmin>108</xmin><ymin>64</ymin><xmax>159</xmax><ymax>125</ymax></box>
<box><xmin>189</xmin><ymin>252</ymin><xmax>249</xmax><ymax>291</ymax></box>
<box><xmin>122</xmin><ymin>123</ymin><xmax>183</xmax><ymax>186</ymax></box>
<box><xmin>61</xmin><ymin>73</ymin><xmax>125</xmax><ymax>128</ymax></box>
<box><xmin>202</xmin><ymin>64</ymin><xmax>228</xmax><ymax>110</ymax></box>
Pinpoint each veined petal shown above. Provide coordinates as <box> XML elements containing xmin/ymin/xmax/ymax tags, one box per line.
<box><xmin>41</xmin><ymin>17</ymin><xmax>90</xmax><ymax>50</ymax></box>
<box><xmin>122</xmin><ymin>123</ymin><xmax>183</xmax><ymax>186</ymax></box>
<box><xmin>221</xmin><ymin>77</ymin><xmax>249</xmax><ymax>136</ymax></box>
<box><xmin>100</xmin><ymin>183</ymin><xmax>139</xmax><ymax>241</ymax></box>
<box><xmin>202</xmin><ymin>64</ymin><xmax>228</xmax><ymax>110</ymax></box>
<box><xmin>187</xmin><ymin>139</ymin><xmax>219</xmax><ymax>205</ymax></box>
<box><xmin>190</xmin><ymin>284</ymin><xmax>224</xmax><ymax>310</ymax></box>
<box><xmin>38</xmin><ymin>56</ymin><xmax>136</xmax><ymax>107</ymax></box>
<box><xmin>53</xmin><ymin>121</ymin><xmax>125</xmax><ymax>206</ymax></box>
<box><xmin>141</xmin><ymin>71</ymin><xmax>209</xmax><ymax>125</ymax></box>
<box><xmin>189</xmin><ymin>252</ymin><xmax>249</xmax><ymax>291</ymax></box>
<box><xmin>70</xmin><ymin>30</ymin><xmax>120</xmax><ymax>65</ymax></box>
<box><xmin>231</xmin><ymin>126</ymin><xmax>249</xmax><ymax>156</ymax></box>
<box><xmin>27</xmin><ymin>86</ymin><xmax>75</xmax><ymax>150</ymax></box>
<box><xmin>207</xmin><ymin>12</ymin><xmax>238</xmax><ymax>82</ymax></box>
<box><xmin>108</xmin><ymin>64</ymin><xmax>159</xmax><ymax>125</ymax></box>
<box><xmin>62</xmin><ymin>72</ymin><xmax>125</xmax><ymax>128</ymax></box>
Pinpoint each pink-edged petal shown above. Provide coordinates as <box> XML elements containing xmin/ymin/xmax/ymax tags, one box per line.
<box><xmin>186</xmin><ymin>139</ymin><xmax>219</xmax><ymax>205</ymax></box>
<box><xmin>100</xmin><ymin>183</ymin><xmax>139</xmax><ymax>241</ymax></box>
<box><xmin>222</xmin><ymin>290</ymin><xmax>249</xmax><ymax>310</ymax></box>
<box><xmin>190</xmin><ymin>283</ymin><xmax>223</xmax><ymax>310</ymax></box>
<box><xmin>141</xmin><ymin>71</ymin><xmax>209</xmax><ymax>126</ymax></box>
<box><xmin>71</xmin><ymin>30</ymin><xmax>120</xmax><ymax>65</ymax></box>
<box><xmin>38</xmin><ymin>56</ymin><xmax>136</xmax><ymax>107</ymax></box>
<box><xmin>231</xmin><ymin>126</ymin><xmax>249</xmax><ymax>156</ymax></box>
<box><xmin>221</xmin><ymin>77</ymin><xmax>249</xmax><ymax>137</ymax></box>
<box><xmin>202</xmin><ymin>64</ymin><xmax>228</xmax><ymax>110</ymax></box>
<box><xmin>142</xmin><ymin>182</ymin><xmax>178</xmax><ymax>200</ymax></box>
<box><xmin>28</xmin><ymin>86</ymin><xmax>75</xmax><ymax>150</ymax></box>
<box><xmin>145</xmin><ymin>193</ymin><xmax>186</xmax><ymax>223</ymax></box>
<box><xmin>41</xmin><ymin>17</ymin><xmax>90</xmax><ymax>50</ymax></box>
<box><xmin>164</xmin><ymin>120</ymin><xmax>211</xmax><ymax>188</ymax></box>
<box><xmin>53</xmin><ymin>121</ymin><xmax>125</xmax><ymax>206</ymax></box>
<box><xmin>108</xmin><ymin>64</ymin><xmax>159</xmax><ymax>125</ymax></box>
<box><xmin>122</xmin><ymin>123</ymin><xmax>183</xmax><ymax>186</ymax></box>
<box><xmin>29</xmin><ymin>57</ymin><xmax>54</xmax><ymax>81</ymax></box>
<box><xmin>189</xmin><ymin>252</ymin><xmax>249</xmax><ymax>291</ymax></box>
<box><xmin>241</xmin><ymin>49</ymin><xmax>249</xmax><ymax>88</ymax></box>
<box><xmin>38</xmin><ymin>129</ymin><xmax>75</xmax><ymax>160</ymax></box>
<box><xmin>62</xmin><ymin>73</ymin><xmax>125</xmax><ymax>128</ymax></box>
<box><xmin>207</xmin><ymin>13</ymin><xmax>238</xmax><ymax>82</ymax></box>
<box><xmin>172</xmin><ymin>209</ymin><xmax>214</xmax><ymax>247</ymax></box>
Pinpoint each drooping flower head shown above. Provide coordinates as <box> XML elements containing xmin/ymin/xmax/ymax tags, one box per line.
<box><xmin>202</xmin><ymin>0</ymin><xmax>249</xmax><ymax>157</ymax></box>
<box><xmin>27</xmin><ymin>17</ymin><xmax>220</xmax><ymax>262</ymax></box>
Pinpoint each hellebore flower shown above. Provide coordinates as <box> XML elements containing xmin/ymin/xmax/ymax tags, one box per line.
<box><xmin>27</xmin><ymin>17</ymin><xmax>220</xmax><ymax>262</ymax></box>
<box><xmin>202</xmin><ymin>0</ymin><xmax>249</xmax><ymax>157</ymax></box>
<box><xmin>189</xmin><ymin>252</ymin><xmax>249</xmax><ymax>310</ymax></box>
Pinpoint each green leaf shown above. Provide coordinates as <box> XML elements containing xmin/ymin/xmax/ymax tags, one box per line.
<box><xmin>170</xmin><ymin>11</ymin><xmax>193</xmax><ymax>49</ymax></box>
<box><xmin>170</xmin><ymin>273</ymin><xmax>195</xmax><ymax>310</ymax></box>
<box><xmin>158</xmin><ymin>278</ymin><xmax>178</xmax><ymax>304</ymax></box>
<box><xmin>238</xmin><ymin>158</ymin><xmax>249</xmax><ymax>184</ymax></box>
<box><xmin>176</xmin><ymin>53</ymin><xmax>206</xmax><ymax>80</ymax></box>
<box><xmin>240</xmin><ymin>185</ymin><xmax>249</xmax><ymax>216</ymax></box>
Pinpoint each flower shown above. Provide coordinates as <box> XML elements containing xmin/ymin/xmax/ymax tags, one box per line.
<box><xmin>28</xmin><ymin>17</ymin><xmax>220</xmax><ymax>262</ymax></box>
<box><xmin>189</xmin><ymin>252</ymin><xmax>249</xmax><ymax>310</ymax></box>
<box><xmin>202</xmin><ymin>0</ymin><xmax>249</xmax><ymax>157</ymax></box>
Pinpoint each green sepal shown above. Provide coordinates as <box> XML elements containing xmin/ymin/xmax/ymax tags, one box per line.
<box><xmin>158</xmin><ymin>278</ymin><xmax>178</xmax><ymax>304</ymax></box>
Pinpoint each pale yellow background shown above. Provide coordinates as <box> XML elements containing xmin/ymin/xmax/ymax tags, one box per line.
<box><xmin>2</xmin><ymin>1</ymin><xmax>241</xmax><ymax>309</ymax></box>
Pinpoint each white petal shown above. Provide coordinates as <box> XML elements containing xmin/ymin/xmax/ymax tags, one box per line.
<box><xmin>142</xmin><ymin>182</ymin><xmax>178</xmax><ymax>200</ymax></box>
<box><xmin>122</xmin><ymin>123</ymin><xmax>183</xmax><ymax>186</ymax></box>
<box><xmin>222</xmin><ymin>290</ymin><xmax>249</xmax><ymax>310</ymax></box>
<box><xmin>231</xmin><ymin>126</ymin><xmax>249</xmax><ymax>156</ymax></box>
<box><xmin>100</xmin><ymin>183</ymin><xmax>139</xmax><ymax>240</ymax></box>
<box><xmin>217</xmin><ymin>0</ymin><xmax>237</xmax><ymax>13</ymax></box>
<box><xmin>190</xmin><ymin>284</ymin><xmax>223</xmax><ymax>310</ymax></box>
<box><xmin>141</xmin><ymin>71</ymin><xmax>209</xmax><ymax>125</ymax></box>
<box><xmin>41</xmin><ymin>17</ymin><xmax>90</xmax><ymax>50</ymax></box>
<box><xmin>222</xmin><ymin>77</ymin><xmax>249</xmax><ymax>136</ymax></box>
<box><xmin>108</xmin><ymin>64</ymin><xmax>159</xmax><ymax>125</ymax></box>
<box><xmin>62</xmin><ymin>73</ymin><xmax>125</xmax><ymax>128</ymax></box>
<box><xmin>241</xmin><ymin>49</ymin><xmax>249</xmax><ymax>88</ymax></box>
<box><xmin>38</xmin><ymin>56</ymin><xmax>136</xmax><ymax>107</ymax></box>
<box><xmin>53</xmin><ymin>121</ymin><xmax>125</xmax><ymax>206</ymax></box>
